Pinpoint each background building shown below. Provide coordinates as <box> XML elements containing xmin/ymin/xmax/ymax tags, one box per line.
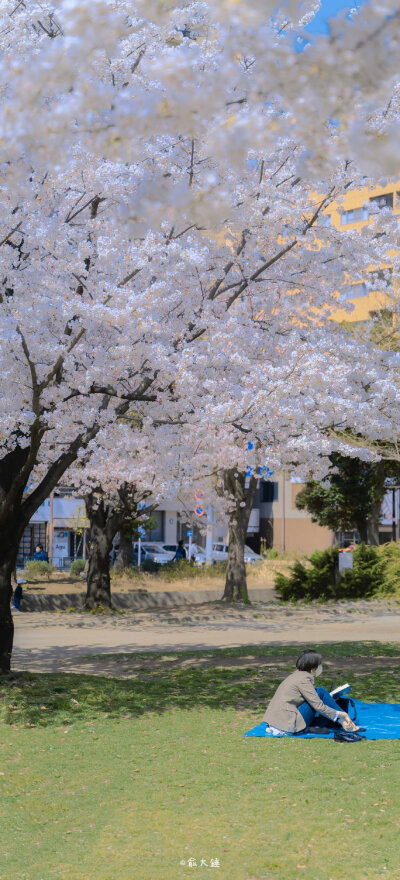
<box><xmin>324</xmin><ymin>180</ymin><xmax>400</xmax><ymax>323</ymax></box>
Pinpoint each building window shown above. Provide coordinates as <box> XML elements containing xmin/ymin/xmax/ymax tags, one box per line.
<box><xmin>261</xmin><ymin>481</ymin><xmax>278</xmax><ymax>503</ymax></box>
<box><xmin>17</xmin><ymin>523</ymin><xmax>47</xmax><ymax>564</ymax></box>
<box><xmin>340</xmin><ymin>207</ymin><xmax>369</xmax><ymax>225</ymax></box>
<box><xmin>342</xmin><ymin>282</ymin><xmax>368</xmax><ymax>300</ymax></box>
<box><xmin>143</xmin><ymin>509</ymin><xmax>164</xmax><ymax>541</ymax></box>
<box><xmin>369</xmin><ymin>192</ymin><xmax>393</xmax><ymax>210</ymax></box>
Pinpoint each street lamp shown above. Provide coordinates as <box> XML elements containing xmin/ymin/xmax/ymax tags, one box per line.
<box><xmin>391</xmin><ymin>486</ymin><xmax>400</xmax><ymax>542</ymax></box>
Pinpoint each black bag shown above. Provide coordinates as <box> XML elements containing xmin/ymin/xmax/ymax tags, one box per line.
<box><xmin>334</xmin><ymin>731</ymin><xmax>366</xmax><ymax>743</ymax></box>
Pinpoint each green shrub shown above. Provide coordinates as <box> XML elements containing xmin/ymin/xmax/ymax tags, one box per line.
<box><xmin>24</xmin><ymin>560</ymin><xmax>55</xmax><ymax>580</ymax></box>
<box><xmin>275</xmin><ymin>548</ymin><xmax>339</xmax><ymax>602</ymax></box>
<box><xmin>266</xmin><ymin>548</ymin><xmax>279</xmax><ymax>559</ymax></box>
<box><xmin>375</xmin><ymin>542</ymin><xmax>400</xmax><ymax>596</ymax></box>
<box><xmin>140</xmin><ymin>560</ymin><xmax>162</xmax><ymax>574</ymax></box>
<box><xmin>338</xmin><ymin>543</ymin><xmax>385</xmax><ymax>599</ymax></box>
<box><xmin>69</xmin><ymin>559</ymin><xmax>86</xmax><ymax>578</ymax></box>
<box><xmin>275</xmin><ymin>544</ymin><xmax>385</xmax><ymax>602</ymax></box>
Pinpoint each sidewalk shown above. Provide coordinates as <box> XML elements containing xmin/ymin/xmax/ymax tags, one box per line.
<box><xmin>20</xmin><ymin>585</ymin><xmax>276</xmax><ymax>611</ymax></box>
<box><xmin>12</xmin><ymin>599</ymin><xmax>400</xmax><ymax>674</ymax></box>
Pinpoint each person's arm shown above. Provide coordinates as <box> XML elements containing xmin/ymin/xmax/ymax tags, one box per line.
<box><xmin>297</xmin><ymin>677</ymin><xmax>340</xmax><ymax>722</ymax></box>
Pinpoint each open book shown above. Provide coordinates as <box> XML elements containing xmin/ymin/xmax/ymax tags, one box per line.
<box><xmin>330</xmin><ymin>683</ymin><xmax>351</xmax><ymax>698</ymax></box>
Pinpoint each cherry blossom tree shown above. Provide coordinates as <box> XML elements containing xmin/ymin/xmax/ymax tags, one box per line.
<box><xmin>67</xmin><ymin>421</ymin><xmax>185</xmax><ymax>608</ymax></box>
<box><xmin>83</xmin><ymin>485</ymin><xmax>149</xmax><ymax>609</ymax></box>
<box><xmin>1</xmin><ymin>0</ymin><xmax>400</xmax><ymax>671</ymax></box>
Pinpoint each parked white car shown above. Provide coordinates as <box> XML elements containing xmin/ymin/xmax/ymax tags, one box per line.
<box><xmin>133</xmin><ymin>542</ymin><xmax>174</xmax><ymax>564</ymax></box>
<box><xmin>243</xmin><ymin>545</ymin><xmax>263</xmax><ymax>564</ymax></box>
<box><xmin>161</xmin><ymin>542</ymin><xmax>205</xmax><ymax>564</ymax></box>
<box><xmin>211</xmin><ymin>543</ymin><xmax>263</xmax><ymax>564</ymax></box>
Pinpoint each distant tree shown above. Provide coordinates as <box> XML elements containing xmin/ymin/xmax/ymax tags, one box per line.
<box><xmin>295</xmin><ymin>456</ymin><xmax>400</xmax><ymax>545</ymax></box>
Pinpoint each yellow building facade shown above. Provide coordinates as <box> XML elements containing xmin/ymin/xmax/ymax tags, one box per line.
<box><xmin>325</xmin><ymin>180</ymin><xmax>400</xmax><ymax>322</ymax></box>
<box><xmin>266</xmin><ymin>180</ymin><xmax>400</xmax><ymax>552</ymax></box>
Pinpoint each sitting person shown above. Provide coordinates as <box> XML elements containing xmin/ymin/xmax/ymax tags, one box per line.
<box><xmin>262</xmin><ymin>649</ymin><xmax>360</xmax><ymax>736</ymax></box>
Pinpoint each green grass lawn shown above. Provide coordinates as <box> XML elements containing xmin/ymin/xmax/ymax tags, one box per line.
<box><xmin>1</xmin><ymin>642</ymin><xmax>400</xmax><ymax>880</ymax></box>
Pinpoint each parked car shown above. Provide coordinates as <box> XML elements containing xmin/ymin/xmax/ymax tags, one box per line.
<box><xmin>161</xmin><ymin>542</ymin><xmax>206</xmax><ymax>565</ymax></box>
<box><xmin>211</xmin><ymin>543</ymin><xmax>263</xmax><ymax>564</ymax></box>
<box><xmin>160</xmin><ymin>543</ymin><xmax>180</xmax><ymax>556</ymax></box>
<box><xmin>133</xmin><ymin>543</ymin><xmax>173</xmax><ymax>565</ymax></box>
<box><xmin>211</xmin><ymin>542</ymin><xmax>229</xmax><ymax>562</ymax></box>
<box><xmin>243</xmin><ymin>545</ymin><xmax>263</xmax><ymax>564</ymax></box>
<box><xmin>142</xmin><ymin>542</ymin><xmax>175</xmax><ymax>563</ymax></box>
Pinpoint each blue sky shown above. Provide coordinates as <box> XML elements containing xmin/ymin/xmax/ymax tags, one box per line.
<box><xmin>307</xmin><ymin>0</ymin><xmax>362</xmax><ymax>34</ymax></box>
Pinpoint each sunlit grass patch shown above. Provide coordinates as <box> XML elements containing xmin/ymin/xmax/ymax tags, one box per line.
<box><xmin>1</xmin><ymin>642</ymin><xmax>400</xmax><ymax>879</ymax></box>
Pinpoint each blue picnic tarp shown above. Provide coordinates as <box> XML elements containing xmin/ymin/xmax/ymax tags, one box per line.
<box><xmin>245</xmin><ymin>698</ymin><xmax>400</xmax><ymax>740</ymax></box>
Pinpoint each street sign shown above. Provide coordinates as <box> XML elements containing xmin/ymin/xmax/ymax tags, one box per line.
<box><xmin>138</xmin><ymin>525</ymin><xmax>146</xmax><ymax>537</ymax></box>
<box><xmin>138</xmin><ymin>501</ymin><xmax>146</xmax><ymax>510</ymax></box>
<box><xmin>380</xmin><ymin>490</ymin><xmax>398</xmax><ymax>525</ymax></box>
<box><xmin>259</xmin><ymin>465</ymin><xmax>273</xmax><ymax>477</ymax></box>
<box><xmin>194</xmin><ymin>489</ymin><xmax>205</xmax><ymax>501</ymax></box>
<box><xmin>194</xmin><ymin>505</ymin><xmax>205</xmax><ymax>517</ymax></box>
<box><xmin>338</xmin><ymin>550</ymin><xmax>353</xmax><ymax>573</ymax></box>
<box><xmin>186</xmin><ymin>530</ymin><xmax>193</xmax><ymax>537</ymax></box>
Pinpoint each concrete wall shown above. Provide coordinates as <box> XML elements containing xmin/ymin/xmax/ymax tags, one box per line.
<box><xmin>260</xmin><ymin>472</ymin><xmax>333</xmax><ymax>554</ymax></box>
<box><xmin>266</xmin><ymin>516</ymin><xmax>333</xmax><ymax>554</ymax></box>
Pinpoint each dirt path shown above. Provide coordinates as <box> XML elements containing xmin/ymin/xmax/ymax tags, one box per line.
<box><xmin>12</xmin><ymin>599</ymin><xmax>400</xmax><ymax>674</ymax></box>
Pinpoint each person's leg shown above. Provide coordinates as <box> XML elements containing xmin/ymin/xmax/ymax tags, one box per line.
<box><xmin>297</xmin><ymin>701</ymin><xmax>315</xmax><ymax>729</ymax></box>
<box><xmin>296</xmin><ymin>687</ymin><xmax>343</xmax><ymax>733</ymax></box>
<box><xmin>315</xmin><ymin>686</ymin><xmax>343</xmax><ymax>714</ymax></box>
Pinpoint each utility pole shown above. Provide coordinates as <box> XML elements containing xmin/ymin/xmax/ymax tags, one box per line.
<box><xmin>205</xmin><ymin>506</ymin><xmax>214</xmax><ymax>565</ymax></box>
<box><xmin>48</xmin><ymin>490</ymin><xmax>55</xmax><ymax>564</ymax></box>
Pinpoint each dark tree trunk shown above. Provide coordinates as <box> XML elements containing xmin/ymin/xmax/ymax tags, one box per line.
<box><xmin>365</xmin><ymin>461</ymin><xmax>385</xmax><ymax>545</ymax></box>
<box><xmin>358</xmin><ymin>522</ymin><xmax>368</xmax><ymax>544</ymax></box>
<box><xmin>84</xmin><ymin>486</ymin><xmax>140</xmax><ymax>609</ymax></box>
<box><xmin>366</xmin><ymin>498</ymin><xmax>381</xmax><ymax>546</ymax></box>
<box><xmin>224</xmin><ymin>513</ymin><xmax>248</xmax><ymax>602</ymax></box>
<box><xmin>0</xmin><ymin>524</ymin><xmax>23</xmax><ymax>673</ymax></box>
<box><xmin>84</xmin><ymin>496</ymin><xmax>118</xmax><ymax>610</ymax></box>
<box><xmin>85</xmin><ymin>535</ymin><xmax>113</xmax><ymax>609</ymax></box>
<box><xmin>0</xmin><ymin>448</ymin><xmax>32</xmax><ymax>671</ymax></box>
<box><xmin>0</xmin><ymin>559</ymin><xmax>15</xmax><ymax>674</ymax></box>
<box><xmin>115</xmin><ymin>525</ymin><xmax>134</xmax><ymax>569</ymax></box>
<box><xmin>221</xmin><ymin>470</ymin><xmax>258</xmax><ymax>603</ymax></box>
<box><xmin>0</xmin><ymin>426</ymin><xmax>102</xmax><ymax>668</ymax></box>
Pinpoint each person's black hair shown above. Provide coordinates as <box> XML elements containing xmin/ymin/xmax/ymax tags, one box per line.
<box><xmin>36</xmin><ymin>543</ymin><xmax>43</xmax><ymax>550</ymax></box>
<box><xmin>296</xmin><ymin>649</ymin><xmax>322</xmax><ymax>672</ymax></box>
<box><xmin>178</xmin><ymin>539</ymin><xmax>184</xmax><ymax>546</ymax></box>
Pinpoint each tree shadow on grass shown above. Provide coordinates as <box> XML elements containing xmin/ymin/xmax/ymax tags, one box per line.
<box><xmin>2</xmin><ymin>642</ymin><xmax>400</xmax><ymax>727</ymax></box>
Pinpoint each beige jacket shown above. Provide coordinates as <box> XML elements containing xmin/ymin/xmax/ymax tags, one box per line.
<box><xmin>262</xmin><ymin>669</ymin><xmax>338</xmax><ymax>733</ymax></box>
